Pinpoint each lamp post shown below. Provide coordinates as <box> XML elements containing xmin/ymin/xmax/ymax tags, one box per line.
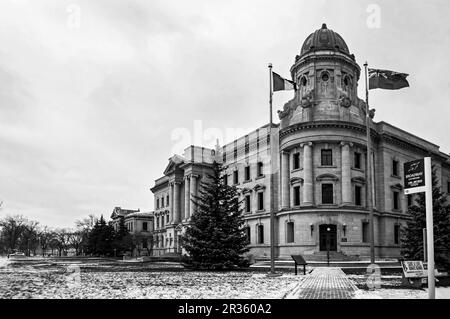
<box><xmin>326</xmin><ymin>227</ymin><xmax>331</xmax><ymax>267</ymax></box>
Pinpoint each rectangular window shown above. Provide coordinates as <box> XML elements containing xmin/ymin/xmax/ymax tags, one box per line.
<box><xmin>407</xmin><ymin>194</ymin><xmax>412</xmax><ymax>207</ymax></box>
<box><xmin>355</xmin><ymin>185</ymin><xmax>362</xmax><ymax>206</ymax></box>
<box><xmin>257</xmin><ymin>162</ymin><xmax>264</xmax><ymax>177</ymax></box>
<box><xmin>142</xmin><ymin>222</ymin><xmax>148</xmax><ymax>232</ymax></box>
<box><xmin>161</xmin><ymin>216</ymin><xmax>164</xmax><ymax>227</ymax></box>
<box><xmin>354</xmin><ymin>152</ymin><xmax>361</xmax><ymax>169</ymax></box>
<box><xmin>161</xmin><ymin>197</ymin><xmax>164</xmax><ymax>208</ymax></box>
<box><xmin>392</xmin><ymin>160</ymin><xmax>399</xmax><ymax>176</ymax></box>
<box><xmin>362</xmin><ymin>222</ymin><xmax>369</xmax><ymax>243</ymax></box>
<box><xmin>233</xmin><ymin>170</ymin><xmax>239</xmax><ymax>184</ymax></box>
<box><xmin>394</xmin><ymin>224</ymin><xmax>400</xmax><ymax>245</ymax></box>
<box><xmin>322</xmin><ymin>184</ymin><xmax>334</xmax><ymax>204</ymax></box>
<box><xmin>321</xmin><ymin>149</ymin><xmax>333</xmax><ymax>166</ymax></box>
<box><xmin>448</xmin><ymin>181</ymin><xmax>450</xmax><ymax>193</ymax></box>
<box><xmin>258</xmin><ymin>192</ymin><xmax>264</xmax><ymax>211</ymax></box>
<box><xmin>156</xmin><ymin>217</ymin><xmax>159</xmax><ymax>229</ymax></box>
<box><xmin>156</xmin><ymin>198</ymin><xmax>160</xmax><ymax>209</ymax></box>
<box><xmin>245</xmin><ymin>166</ymin><xmax>251</xmax><ymax>181</ymax></box>
<box><xmin>245</xmin><ymin>195</ymin><xmax>251</xmax><ymax>213</ymax></box>
<box><xmin>258</xmin><ymin>225</ymin><xmax>264</xmax><ymax>244</ymax></box>
<box><xmin>286</xmin><ymin>222</ymin><xmax>294</xmax><ymax>243</ymax></box>
<box><xmin>245</xmin><ymin>227</ymin><xmax>251</xmax><ymax>243</ymax></box>
<box><xmin>293</xmin><ymin>153</ymin><xmax>300</xmax><ymax>170</ymax></box>
<box><xmin>293</xmin><ymin>186</ymin><xmax>301</xmax><ymax>206</ymax></box>
<box><xmin>223</xmin><ymin>174</ymin><xmax>228</xmax><ymax>186</ymax></box>
<box><xmin>166</xmin><ymin>214</ymin><xmax>169</xmax><ymax>223</ymax></box>
<box><xmin>393</xmin><ymin>191</ymin><xmax>400</xmax><ymax>210</ymax></box>
<box><xmin>166</xmin><ymin>195</ymin><xmax>169</xmax><ymax>206</ymax></box>
<box><xmin>142</xmin><ymin>239</ymin><xmax>148</xmax><ymax>249</ymax></box>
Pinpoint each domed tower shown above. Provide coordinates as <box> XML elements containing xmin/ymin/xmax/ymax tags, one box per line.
<box><xmin>278</xmin><ymin>23</ymin><xmax>366</xmax><ymax>128</ymax></box>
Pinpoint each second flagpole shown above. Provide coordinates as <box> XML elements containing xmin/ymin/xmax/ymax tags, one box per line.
<box><xmin>268</xmin><ymin>63</ymin><xmax>275</xmax><ymax>275</ymax></box>
<box><xmin>364</xmin><ymin>62</ymin><xmax>376</xmax><ymax>264</ymax></box>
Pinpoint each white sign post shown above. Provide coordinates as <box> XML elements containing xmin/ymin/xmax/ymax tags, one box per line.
<box><xmin>404</xmin><ymin>157</ymin><xmax>434</xmax><ymax>299</ymax></box>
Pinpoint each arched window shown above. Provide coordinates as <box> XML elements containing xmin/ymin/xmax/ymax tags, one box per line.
<box><xmin>300</xmin><ymin>76</ymin><xmax>307</xmax><ymax>87</ymax></box>
<box><xmin>286</xmin><ymin>222</ymin><xmax>295</xmax><ymax>243</ymax></box>
<box><xmin>257</xmin><ymin>224</ymin><xmax>264</xmax><ymax>244</ymax></box>
<box><xmin>321</xmin><ymin>71</ymin><xmax>330</xmax><ymax>82</ymax></box>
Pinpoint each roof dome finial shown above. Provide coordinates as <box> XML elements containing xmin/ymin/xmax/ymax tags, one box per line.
<box><xmin>322</xmin><ymin>23</ymin><xmax>327</xmax><ymax>29</ymax></box>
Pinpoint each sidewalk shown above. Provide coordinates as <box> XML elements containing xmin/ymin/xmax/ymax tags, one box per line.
<box><xmin>285</xmin><ymin>267</ymin><xmax>359</xmax><ymax>299</ymax></box>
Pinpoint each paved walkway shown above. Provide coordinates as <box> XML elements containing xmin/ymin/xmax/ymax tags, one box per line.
<box><xmin>286</xmin><ymin>267</ymin><xmax>359</xmax><ymax>299</ymax></box>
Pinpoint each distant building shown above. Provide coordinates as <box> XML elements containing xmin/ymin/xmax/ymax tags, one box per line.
<box><xmin>110</xmin><ymin>207</ymin><xmax>154</xmax><ymax>256</ymax></box>
<box><xmin>150</xmin><ymin>24</ymin><xmax>450</xmax><ymax>260</ymax></box>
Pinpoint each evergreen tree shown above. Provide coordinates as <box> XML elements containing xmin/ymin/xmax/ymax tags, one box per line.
<box><xmin>182</xmin><ymin>161</ymin><xmax>250</xmax><ymax>269</ymax></box>
<box><xmin>113</xmin><ymin>217</ymin><xmax>132</xmax><ymax>256</ymax></box>
<box><xmin>401</xmin><ymin>166</ymin><xmax>450</xmax><ymax>270</ymax></box>
<box><xmin>87</xmin><ymin>215</ymin><xmax>115</xmax><ymax>256</ymax></box>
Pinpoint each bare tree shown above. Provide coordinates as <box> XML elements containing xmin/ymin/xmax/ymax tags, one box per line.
<box><xmin>54</xmin><ymin>229</ymin><xmax>71</xmax><ymax>257</ymax></box>
<box><xmin>37</xmin><ymin>226</ymin><xmax>55</xmax><ymax>257</ymax></box>
<box><xmin>0</xmin><ymin>215</ymin><xmax>29</xmax><ymax>254</ymax></box>
<box><xmin>68</xmin><ymin>231</ymin><xmax>84</xmax><ymax>256</ymax></box>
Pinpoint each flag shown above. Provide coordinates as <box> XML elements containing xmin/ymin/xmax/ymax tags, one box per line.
<box><xmin>368</xmin><ymin>68</ymin><xmax>409</xmax><ymax>90</ymax></box>
<box><xmin>272</xmin><ymin>72</ymin><xmax>296</xmax><ymax>92</ymax></box>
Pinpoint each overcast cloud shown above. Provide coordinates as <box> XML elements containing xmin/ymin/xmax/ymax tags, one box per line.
<box><xmin>0</xmin><ymin>0</ymin><xmax>449</xmax><ymax>228</ymax></box>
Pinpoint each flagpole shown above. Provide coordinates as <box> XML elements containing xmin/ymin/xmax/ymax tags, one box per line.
<box><xmin>268</xmin><ymin>63</ymin><xmax>275</xmax><ymax>275</ymax></box>
<box><xmin>364</xmin><ymin>62</ymin><xmax>376</xmax><ymax>264</ymax></box>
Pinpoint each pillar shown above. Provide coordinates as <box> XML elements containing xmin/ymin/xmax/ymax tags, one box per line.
<box><xmin>302</xmin><ymin>142</ymin><xmax>314</xmax><ymax>205</ymax></box>
<box><xmin>170</xmin><ymin>182</ymin><xmax>174</xmax><ymax>222</ymax></box>
<box><xmin>173</xmin><ymin>182</ymin><xmax>181</xmax><ymax>223</ymax></box>
<box><xmin>189</xmin><ymin>175</ymin><xmax>198</xmax><ymax>217</ymax></box>
<box><xmin>341</xmin><ymin>142</ymin><xmax>353</xmax><ymax>205</ymax></box>
<box><xmin>281</xmin><ymin>151</ymin><xmax>290</xmax><ymax>209</ymax></box>
<box><xmin>184</xmin><ymin>176</ymin><xmax>190</xmax><ymax>220</ymax></box>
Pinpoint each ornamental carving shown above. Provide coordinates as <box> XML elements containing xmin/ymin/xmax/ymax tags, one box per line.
<box><xmin>300</xmin><ymin>88</ymin><xmax>315</xmax><ymax>108</ymax></box>
<box><xmin>338</xmin><ymin>93</ymin><xmax>352</xmax><ymax>108</ymax></box>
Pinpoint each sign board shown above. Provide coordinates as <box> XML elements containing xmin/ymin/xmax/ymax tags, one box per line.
<box><xmin>404</xmin><ymin>159</ymin><xmax>426</xmax><ymax>194</ymax></box>
<box><xmin>291</xmin><ymin>255</ymin><xmax>307</xmax><ymax>265</ymax></box>
<box><xmin>401</xmin><ymin>261</ymin><xmax>427</xmax><ymax>278</ymax></box>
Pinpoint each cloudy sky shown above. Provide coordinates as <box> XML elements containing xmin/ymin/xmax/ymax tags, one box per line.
<box><xmin>0</xmin><ymin>0</ymin><xmax>449</xmax><ymax>228</ymax></box>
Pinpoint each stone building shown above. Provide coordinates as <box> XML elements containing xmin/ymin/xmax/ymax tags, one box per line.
<box><xmin>150</xmin><ymin>24</ymin><xmax>450</xmax><ymax>260</ymax></box>
<box><xmin>110</xmin><ymin>207</ymin><xmax>154</xmax><ymax>256</ymax></box>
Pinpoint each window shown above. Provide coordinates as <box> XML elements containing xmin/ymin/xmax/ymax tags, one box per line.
<box><xmin>322</xmin><ymin>184</ymin><xmax>334</xmax><ymax>204</ymax></box>
<box><xmin>166</xmin><ymin>214</ymin><xmax>169</xmax><ymax>223</ymax></box>
<box><xmin>355</xmin><ymin>185</ymin><xmax>362</xmax><ymax>206</ymax></box>
<box><xmin>156</xmin><ymin>198</ymin><xmax>160</xmax><ymax>209</ymax></box>
<box><xmin>161</xmin><ymin>197</ymin><xmax>164</xmax><ymax>208</ymax></box>
<box><xmin>257</xmin><ymin>225</ymin><xmax>264</xmax><ymax>244</ymax></box>
<box><xmin>245</xmin><ymin>226</ymin><xmax>251</xmax><ymax>243</ymax></box>
<box><xmin>448</xmin><ymin>181</ymin><xmax>450</xmax><ymax>193</ymax></box>
<box><xmin>142</xmin><ymin>222</ymin><xmax>148</xmax><ymax>232</ymax></box>
<box><xmin>393</xmin><ymin>191</ymin><xmax>400</xmax><ymax>210</ymax></box>
<box><xmin>245</xmin><ymin>195</ymin><xmax>251</xmax><ymax>213</ymax></box>
<box><xmin>233</xmin><ymin>170</ymin><xmax>239</xmax><ymax>184</ymax></box>
<box><xmin>142</xmin><ymin>238</ymin><xmax>148</xmax><ymax>249</ymax></box>
<box><xmin>286</xmin><ymin>222</ymin><xmax>294</xmax><ymax>243</ymax></box>
<box><xmin>156</xmin><ymin>217</ymin><xmax>159</xmax><ymax>229</ymax></box>
<box><xmin>161</xmin><ymin>216</ymin><xmax>165</xmax><ymax>227</ymax></box>
<box><xmin>321</xmin><ymin>72</ymin><xmax>329</xmax><ymax>82</ymax></box>
<box><xmin>321</xmin><ymin>149</ymin><xmax>333</xmax><ymax>166</ymax></box>
<box><xmin>166</xmin><ymin>195</ymin><xmax>169</xmax><ymax>206</ymax></box>
<box><xmin>392</xmin><ymin>160</ymin><xmax>399</xmax><ymax>176</ymax></box>
<box><xmin>245</xmin><ymin>166</ymin><xmax>251</xmax><ymax>181</ymax></box>
<box><xmin>362</xmin><ymin>222</ymin><xmax>369</xmax><ymax>243</ymax></box>
<box><xmin>394</xmin><ymin>224</ymin><xmax>400</xmax><ymax>245</ymax></box>
<box><xmin>300</xmin><ymin>76</ymin><xmax>307</xmax><ymax>87</ymax></box>
<box><xmin>293</xmin><ymin>153</ymin><xmax>300</xmax><ymax>170</ymax></box>
<box><xmin>407</xmin><ymin>194</ymin><xmax>413</xmax><ymax>207</ymax></box>
<box><xmin>354</xmin><ymin>152</ymin><xmax>361</xmax><ymax>169</ymax></box>
<box><xmin>257</xmin><ymin>162</ymin><xmax>264</xmax><ymax>177</ymax></box>
<box><xmin>223</xmin><ymin>174</ymin><xmax>228</xmax><ymax>186</ymax></box>
<box><xmin>293</xmin><ymin>186</ymin><xmax>301</xmax><ymax>206</ymax></box>
<box><xmin>258</xmin><ymin>192</ymin><xmax>264</xmax><ymax>211</ymax></box>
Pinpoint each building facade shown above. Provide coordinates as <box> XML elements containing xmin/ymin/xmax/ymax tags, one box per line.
<box><xmin>150</xmin><ymin>24</ymin><xmax>450</xmax><ymax>260</ymax></box>
<box><xmin>110</xmin><ymin>207</ymin><xmax>154</xmax><ymax>256</ymax></box>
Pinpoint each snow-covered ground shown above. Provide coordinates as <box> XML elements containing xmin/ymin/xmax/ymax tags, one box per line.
<box><xmin>0</xmin><ymin>262</ymin><xmax>301</xmax><ymax>299</ymax></box>
<box><xmin>354</xmin><ymin>287</ymin><xmax>450</xmax><ymax>299</ymax></box>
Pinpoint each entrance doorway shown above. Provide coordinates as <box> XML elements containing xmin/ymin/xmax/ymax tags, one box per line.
<box><xmin>319</xmin><ymin>224</ymin><xmax>337</xmax><ymax>251</ymax></box>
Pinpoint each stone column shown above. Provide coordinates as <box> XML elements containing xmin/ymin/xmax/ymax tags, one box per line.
<box><xmin>341</xmin><ymin>142</ymin><xmax>353</xmax><ymax>205</ymax></box>
<box><xmin>302</xmin><ymin>142</ymin><xmax>314</xmax><ymax>205</ymax></box>
<box><xmin>170</xmin><ymin>182</ymin><xmax>174</xmax><ymax>222</ymax></box>
<box><xmin>173</xmin><ymin>182</ymin><xmax>181</xmax><ymax>223</ymax></box>
<box><xmin>189</xmin><ymin>175</ymin><xmax>198</xmax><ymax>217</ymax></box>
<box><xmin>184</xmin><ymin>176</ymin><xmax>190</xmax><ymax>220</ymax></box>
<box><xmin>281</xmin><ymin>151</ymin><xmax>290</xmax><ymax>209</ymax></box>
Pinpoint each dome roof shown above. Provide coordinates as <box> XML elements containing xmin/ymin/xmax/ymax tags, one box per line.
<box><xmin>300</xmin><ymin>23</ymin><xmax>350</xmax><ymax>56</ymax></box>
